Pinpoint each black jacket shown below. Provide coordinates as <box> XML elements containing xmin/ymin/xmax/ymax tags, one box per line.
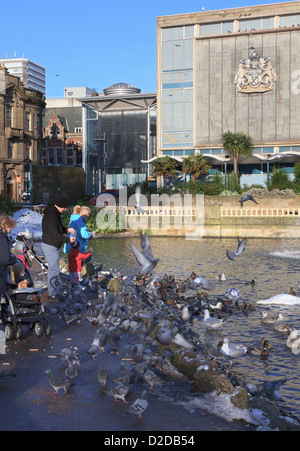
<box><xmin>42</xmin><ymin>204</ymin><xmax>70</xmax><ymax>249</ymax></box>
<box><xmin>0</xmin><ymin>231</ymin><xmax>17</xmax><ymax>295</ymax></box>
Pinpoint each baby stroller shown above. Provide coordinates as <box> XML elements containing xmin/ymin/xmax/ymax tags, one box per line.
<box><xmin>0</xmin><ymin>236</ymin><xmax>53</xmax><ymax>341</ymax></box>
<box><xmin>0</xmin><ymin>288</ymin><xmax>52</xmax><ymax>341</ymax></box>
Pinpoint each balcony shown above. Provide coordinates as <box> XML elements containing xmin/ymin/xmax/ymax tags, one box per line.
<box><xmin>5</xmin><ymin>127</ymin><xmax>24</xmax><ymax>140</ymax></box>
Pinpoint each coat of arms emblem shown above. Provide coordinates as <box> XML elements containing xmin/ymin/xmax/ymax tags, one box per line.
<box><xmin>234</xmin><ymin>47</ymin><xmax>277</xmax><ymax>93</ymax></box>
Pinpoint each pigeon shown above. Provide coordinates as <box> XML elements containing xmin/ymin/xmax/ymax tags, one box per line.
<box><xmin>134</xmin><ymin>185</ymin><xmax>147</xmax><ymax>214</ymax></box>
<box><xmin>65</xmin><ymin>363</ymin><xmax>78</xmax><ymax>380</ymax></box>
<box><xmin>131</xmin><ymin>244</ymin><xmax>159</xmax><ymax>276</ymax></box>
<box><xmin>87</xmin><ymin>338</ymin><xmax>100</xmax><ymax>358</ymax></box>
<box><xmin>0</xmin><ymin>371</ymin><xmax>16</xmax><ymax>382</ymax></box>
<box><xmin>97</xmin><ymin>366</ymin><xmax>109</xmax><ymax>387</ymax></box>
<box><xmin>105</xmin><ymin>384</ymin><xmax>129</xmax><ymax>403</ymax></box>
<box><xmin>226</xmin><ymin>238</ymin><xmax>247</xmax><ymax>261</ymax></box>
<box><xmin>192</xmin><ymin>275</ymin><xmax>212</xmax><ymax>290</ymax></box>
<box><xmin>57</xmin><ymin>346</ymin><xmax>73</xmax><ymax>365</ymax></box>
<box><xmin>71</xmin><ymin>351</ymin><xmax>81</xmax><ymax>367</ymax></box>
<box><xmin>203</xmin><ymin>309</ymin><xmax>225</xmax><ymax>329</ymax></box>
<box><xmin>219</xmin><ymin>338</ymin><xmax>247</xmax><ymax>358</ymax></box>
<box><xmin>143</xmin><ymin>369</ymin><xmax>164</xmax><ymax>389</ymax></box>
<box><xmin>172</xmin><ymin>333</ymin><xmax>195</xmax><ymax>350</ymax></box>
<box><xmin>263</xmin><ymin>379</ymin><xmax>287</xmax><ymax>402</ymax></box>
<box><xmin>128</xmin><ymin>390</ymin><xmax>148</xmax><ymax>419</ymax></box>
<box><xmin>45</xmin><ymin>369</ymin><xmax>74</xmax><ymax>394</ymax></box>
<box><xmin>238</xmin><ymin>194</ymin><xmax>259</xmax><ymax>208</ymax></box>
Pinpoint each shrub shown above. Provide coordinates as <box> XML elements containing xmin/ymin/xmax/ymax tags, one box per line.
<box><xmin>268</xmin><ymin>168</ymin><xmax>294</xmax><ymax>190</ymax></box>
<box><xmin>0</xmin><ymin>195</ymin><xmax>17</xmax><ymax>215</ymax></box>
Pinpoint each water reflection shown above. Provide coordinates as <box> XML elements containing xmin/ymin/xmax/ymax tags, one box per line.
<box><xmin>91</xmin><ymin>236</ymin><xmax>300</xmax><ymax>416</ymax></box>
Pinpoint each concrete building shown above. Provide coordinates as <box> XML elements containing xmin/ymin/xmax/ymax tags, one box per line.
<box><xmin>156</xmin><ymin>1</ymin><xmax>300</xmax><ymax>186</ymax></box>
<box><xmin>79</xmin><ymin>83</ymin><xmax>156</xmax><ymax>195</ymax></box>
<box><xmin>0</xmin><ymin>58</ymin><xmax>46</xmax><ymax>95</ymax></box>
<box><xmin>0</xmin><ymin>65</ymin><xmax>45</xmax><ymax>201</ymax></box>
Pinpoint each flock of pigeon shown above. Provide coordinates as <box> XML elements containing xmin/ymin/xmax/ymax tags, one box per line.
<box><xmin>41</xmin><ymin>227</ymin><xmax>297</xmax><ymax>422</ymax></box>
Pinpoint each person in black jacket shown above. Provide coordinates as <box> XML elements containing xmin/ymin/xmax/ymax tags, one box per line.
<box><xmin>0</xmin><ymin>216</ymin><xmax>17</xmax><ymax>321</ymax></box>
<box><xmin>41</xmin><ymin>196</ymin><xmax>75</xmax><ymax>302</ymax></box>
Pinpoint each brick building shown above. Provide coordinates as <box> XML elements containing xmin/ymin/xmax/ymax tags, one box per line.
<box><xmin>0</xmin><ymin>65</ymin><xmax>45</xmax><ymax>201</ymax></box>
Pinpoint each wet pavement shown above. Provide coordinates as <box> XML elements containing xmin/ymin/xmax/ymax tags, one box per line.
<box><xmin>0</xmin><ymin>310</ymin><xmax>252</xmax><ymax>432</ymax></box>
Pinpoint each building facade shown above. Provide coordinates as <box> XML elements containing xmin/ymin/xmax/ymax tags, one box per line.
<box><xmin>42</xmin><ymin>88</ymin><xmax>101</xmax><ymax>169</ymax></box>
<box><xmin>80</xmin><ymin>83</ymin><xmax>156</xmax><ymax>194</ymax></box>
<box><xmin>156</xmin><ymin>1</ymin><xmax>300</xmax><ymax>186</ymax></box>
<box><xmin>0</xmin><ymin>58</ymin><xmax>46</xmax><ymax>95</ymax></box>
<box><xmin>0</xmin><ymin>65</ymin><xmax>45</xmax><ymax>201</ymax></box>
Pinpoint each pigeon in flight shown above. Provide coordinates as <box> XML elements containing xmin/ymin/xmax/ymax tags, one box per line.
<box><xmin>238</xmin><ymin>194</ymin><xmax>259</xmax><ymax>208</ymax></box>
<box><xmin>134</xmin><ymin>185</ymin><xmax>147</xmax><ymax>214</ymax></box>
<box><xmin>226</xmin><ymin>238</ymin><xmax>247</xmax><ymax>261</ymax></box>
<box><xmin>131</xmin><ymin>234</ymin><xmax>159</xmax><ymax>275</ymax></box>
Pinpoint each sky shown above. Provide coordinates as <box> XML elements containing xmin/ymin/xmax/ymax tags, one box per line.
<box><xmin>0</xmin><ymin>0</ymin><xmax>293</xmax><ymax>98</ymax></box>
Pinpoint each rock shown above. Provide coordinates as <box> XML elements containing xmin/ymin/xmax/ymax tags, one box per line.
<box><xmin>172</xmin><ymin>349</ymin><xmax>204</xmax><ymax>380</ymax></box>
<box><xmin>249</xmin><ymin>397</ymin><xmax>300</xmax><ymax>431</ymax></box>
<box><xmin>231</xmin><ymin>387</ymin><xmax>249</xmax><ymax>410</ymax></box>
<box><xmin>193</xmin><ymin>361</ymin><xmax>234</xmax><ymax>395</ymax></box>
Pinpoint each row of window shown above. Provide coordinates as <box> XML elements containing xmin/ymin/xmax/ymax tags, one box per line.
<box><xmin>6</xmin><ymin>141</ymin><xmax>33</xmax><ymax>160</ymax></box>
<box><xmin>42</xmin><ymin>147</ymin><xmax>82</xmax><ymax>166</ymax></box>
<box><xmin>162</xmin><ymin>146</ymin><xmax>300</xmax><ymax>156</ymax></box>
<box><xmin>5</xmin><ymin>104</ymin><xmax>41</xmax><ymax>132</ymax></box>
<box><xmin>161</xmin><ymin>13</ymin><xmax>300</xmax><ymax>40</ymax></box>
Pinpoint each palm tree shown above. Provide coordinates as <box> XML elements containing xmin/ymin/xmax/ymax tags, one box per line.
<box><xmin>222</xmin><ymin>131</ymin><xmax>253</xmax><ymax>177</ymax></box>
<box><xmin>152</xmin><ymin>156</ymin><xmax>179</xmax><ymax>187</ymax></box>
<box><xmin>182</xmin><ymin>154</ymin><xmax>211</xmax><ymax>182</ymax></box>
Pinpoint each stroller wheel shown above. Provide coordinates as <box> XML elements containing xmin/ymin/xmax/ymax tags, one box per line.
<box><xmin>44</xmin><ymin>320</ymin><xmax>53</xmax><ymax>337</ymax></box>
<box><xmin>16</xmin><ymin>324</ymin><xmax>22</xmax><ymax>340</ymax></box>
<box><xmin>4</xmin><ymin>323</ymin><xmax>15</xmax><ymax>341</ymax></box>
<box><xmin>34</xmin><ymin>321</ymin><xmax>44</xmax><ymax>338</ymax></box>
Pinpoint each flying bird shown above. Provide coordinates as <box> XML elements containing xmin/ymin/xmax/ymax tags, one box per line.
<box><xmin>226</xmin><ymin>237</ymin><xmax>247</xmax><ymax>261</ymax></box>
<box><xmin>238</xmin><ymin>194</ymin><xmax>259</xmax><ymax>207</ymax></box>
<box><xmin>131</xmin><ymin>240</ymin><xmax>159</xmax><ymax>276</ymax></box>
<box><xmin>134</xmin><ymin>185</ymin><xmax>147</xmax><ymax>214</ymax></box>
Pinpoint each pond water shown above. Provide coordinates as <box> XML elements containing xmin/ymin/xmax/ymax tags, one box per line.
<box><xmin>90</xmin><ymin>235</ymin><xmax>300</xmax><ymax>418</ymax></box>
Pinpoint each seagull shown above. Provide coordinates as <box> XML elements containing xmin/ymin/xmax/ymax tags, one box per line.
<box><xmin>226</xmin><ymin>238</ymin><xmax>247</xmax><ymax>261</ymax></box>
<box><xmin>45</xmin><ymin>369</ymin><xmax>74</xmax><ymax>394</ymax></box>
<box><xmin>131</xmin><ymin>243</ymin><xmax>159</xmax><ymax>276</ymax></box>
<box><xmin>286</xmin><ymin>329</ymin><xmax>300</xmax><ymax>350</ymax></box>
<box><xmin>238</xmin><ymin>194</ymin><xmax>259</xmax><ymax>208</ymax></box>
<box><xmin>134</xmin><ymin>185</ymin><xmax>147</xmax><ymax>214</ymax></box>
<box><xmin>203</xmin><ymin>309</ymin><xmax>225</xmax><ymax>329</ymax></box>
<box><xmin>128</xmin><ymin>390</ymin><xmax>148</xmax><ymax>419</ymax></box>
<box><xmin>219</xmin><ymin>338</ymin><xmax>247</xmax><ymax>358</ymax></box>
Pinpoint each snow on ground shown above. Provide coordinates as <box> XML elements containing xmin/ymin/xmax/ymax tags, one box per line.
<box><xmin>11</xmin><ymin>208</ymin><xmax>43</xmax><ymax>240</ymax></box>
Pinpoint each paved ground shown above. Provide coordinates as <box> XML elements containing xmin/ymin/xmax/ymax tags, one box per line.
<box><xmin>0</xmin><ymin>312</ymin><xmax>253</xmax><ymax>433</ymax></box>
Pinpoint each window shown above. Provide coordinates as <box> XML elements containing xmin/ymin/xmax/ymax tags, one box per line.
<box><xmin>7</xmin><ymin>141</ymin><xmax>13</xmax><ymax>159</ymax></box>
<box><xmin>75</xmin><ymin>127</ymin><xmax>82</xmax><ymax>133</ymax></box>
<box><xmin>25</xmin><ymin>111</ymin><xmax>31</xmax><ymax>131</ymax></box>
<box><xmin>25</xmin><ymin>142</ymin><xmax>31</xmax><ymax>160</ymax></box>
<box><xmin>5</xmin><ymin>105</ymin><xmax>12</xmax><ymax>128</ymax></box>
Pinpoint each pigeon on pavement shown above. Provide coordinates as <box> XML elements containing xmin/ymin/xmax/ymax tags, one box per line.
<box><xmin>45</xmin><ymin>369</ymin><xmax>74</xmax><ymax>394</ymax></box>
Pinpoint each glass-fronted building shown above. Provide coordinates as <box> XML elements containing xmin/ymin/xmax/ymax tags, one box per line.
<box><xmin>155</xmin><ymin>1</ymin><xmax>300</xmax><ymax>186</ymax></box>
<box><xmin>80</xmin><ymin>83</ymin><xmax>156</xmax><ymax>194</ymax></box>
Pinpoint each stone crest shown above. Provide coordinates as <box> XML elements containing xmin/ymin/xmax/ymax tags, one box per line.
<box><xmin>234</xmin><ymin>48</ymin><xmax>277</xmax><ymax>93</ymax></box>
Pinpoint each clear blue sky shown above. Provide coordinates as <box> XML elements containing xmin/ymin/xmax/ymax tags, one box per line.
<box><xmin>0</xmin><ymin>0</ymin><xmax>291</xmax><ymax>98</ymax></box>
